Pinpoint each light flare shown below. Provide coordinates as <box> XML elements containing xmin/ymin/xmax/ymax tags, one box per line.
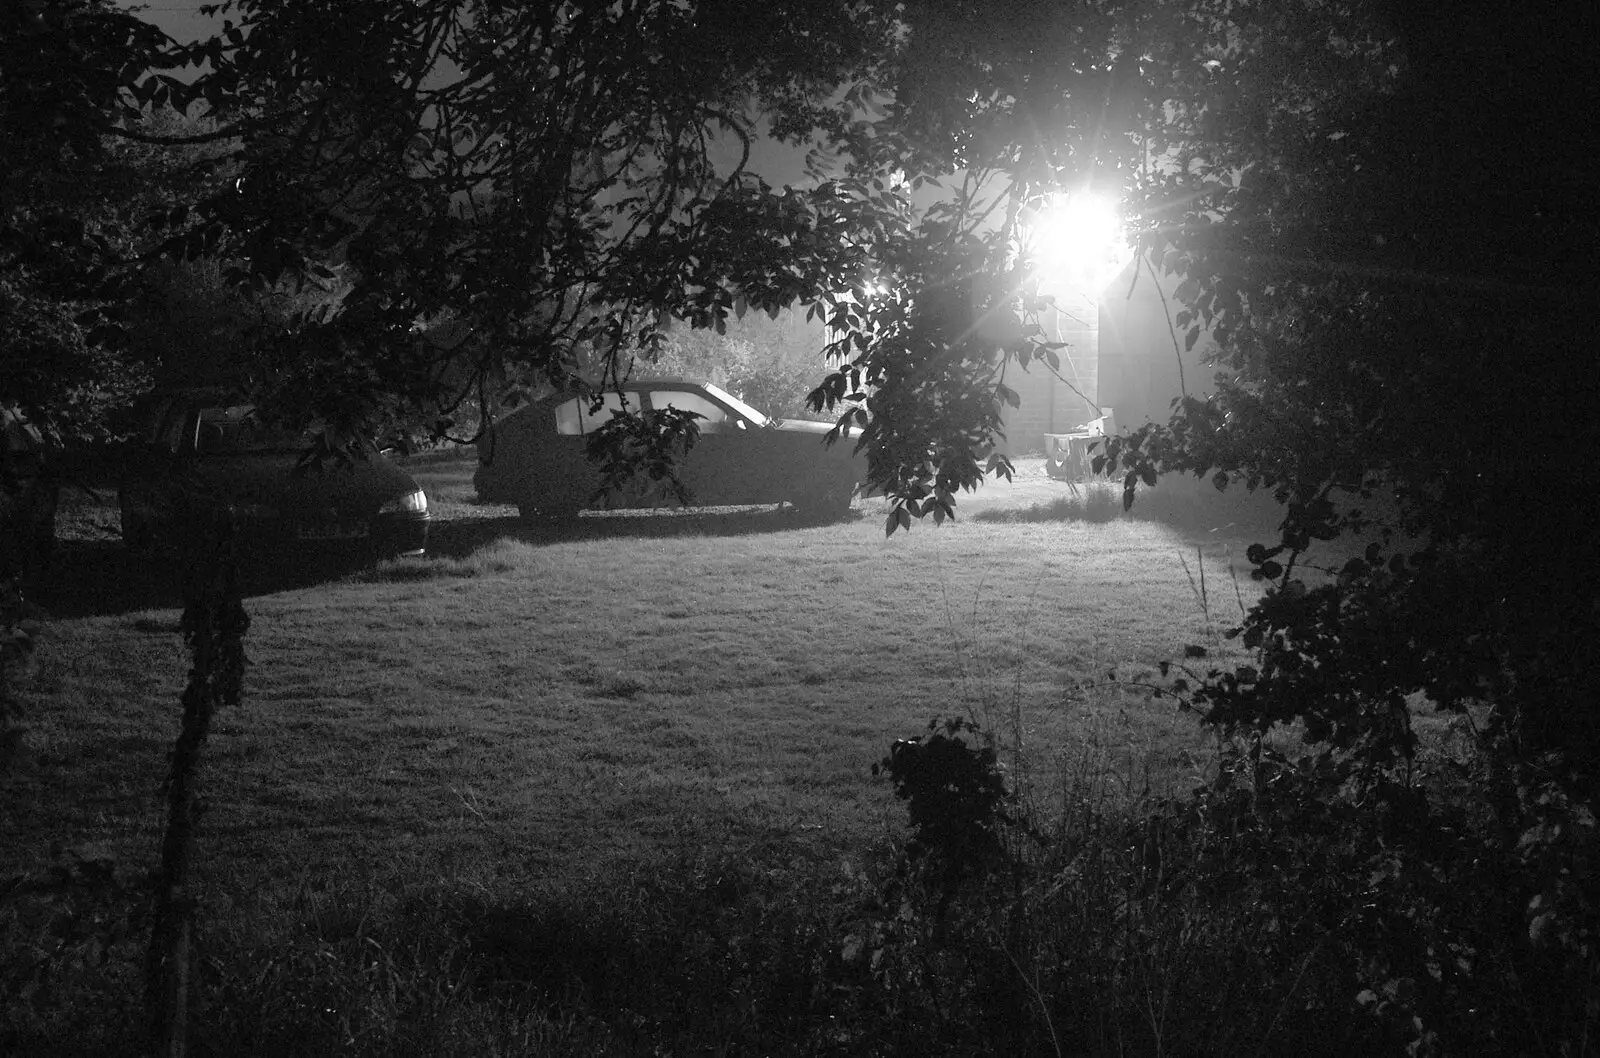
<box><xmin>1026</xmin><ymin>192</ymin><xmax>1132</xmax><ymax>295</ymax></box>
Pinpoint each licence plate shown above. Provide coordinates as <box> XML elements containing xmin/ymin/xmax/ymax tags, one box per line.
<box><xmin>297</xmin><ymin>522</ymin><xmax>369</xmax><ymax>541</ymax></box>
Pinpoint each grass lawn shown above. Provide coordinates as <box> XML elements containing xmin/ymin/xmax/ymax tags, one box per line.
<box><xmin>4</xmin><ymin>456</ymin><xmax>1281</xmax><ymax>1054</ymax></box>
<box><xmin>11</xmin><ymin>459</ymin><xmax>1265</xmax><ymax>881</ymax></box>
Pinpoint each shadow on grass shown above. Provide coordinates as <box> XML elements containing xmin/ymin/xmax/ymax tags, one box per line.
<box><xmin>425</xmin><ymin>504</ymin><xmax>863</xmax><ymax>558</ymax></box>
<box><xmin>33</xmin><ymin>505</ymin><xmax>865</xmax><ymax>615</ymax></box>
<box><xmin>352</xmin><ymin>506</ymin><xmax>864</xmax><ymax>586</ymax></box>
<box><xmin>29</xmin><ymin>539</ymin><xmax>415</xmax><ymax>618</ymax></box>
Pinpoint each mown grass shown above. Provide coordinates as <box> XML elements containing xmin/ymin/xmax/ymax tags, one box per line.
<box><xmin>6</xmin><ymin>457</ymin><xmax>1292</xmax><ymax>1054</ymax></box>
<box><xmin>12</xmin><ymin>470</ymin><xmax>1250</xmax><ymax>880</ymax></box>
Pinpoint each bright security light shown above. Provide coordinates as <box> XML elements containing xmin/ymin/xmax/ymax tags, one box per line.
<box><xmin>1026</xmin><ymin>191</ymin><xmax>1131</xmax><ymax>295</ymax></box>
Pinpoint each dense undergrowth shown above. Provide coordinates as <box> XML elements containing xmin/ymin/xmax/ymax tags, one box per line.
<box><xmin>6</xmin><ymin>711</ymin><xmax>1594</xmax><ymax>1057</ymax></box>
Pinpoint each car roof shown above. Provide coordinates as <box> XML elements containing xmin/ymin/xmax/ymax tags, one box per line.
<box><xmin>539</xmin><ymin>377</ymin><xmax>761</xmax><ymax>409</ymax></box>
<box><xmin>565</xmin><ymin>376</ymin><xmax>704</xmax><ymax>391</ymax></box>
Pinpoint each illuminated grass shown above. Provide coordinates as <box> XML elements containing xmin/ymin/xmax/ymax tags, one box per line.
<box><xmin>4</xmin><ymin>458</ymin><xmax>1273</xmax><ymax>1053</ymax></box>
<box><xmin>10</xmin><ymin>462</ymin><xmax>1266</xmax><ymax>883</ymax></box>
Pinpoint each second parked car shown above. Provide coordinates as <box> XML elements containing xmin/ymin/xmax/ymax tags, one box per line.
<box><xmin>474</xmin><ymin>379</ymin><xmax>862</xmax><ymax>520</ymax></box>
<box><xmin>119</xmin><ymin>396</ymin><xmax>430</xmax><ymax>559</ymax></box>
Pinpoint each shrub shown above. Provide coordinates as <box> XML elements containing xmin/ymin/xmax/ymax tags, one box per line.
<box><xmin>855</xmin><ymin>711</ymin><xmax>1600</xmax><ymax>1056</ymax></box>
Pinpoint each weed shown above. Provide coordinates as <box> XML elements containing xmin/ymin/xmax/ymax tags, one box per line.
<box><xmin>973</xmin><ymin>472</ymin><xmax>1283</xmax><ymax>539</ymax></box>
<box><xmin>971</xmin><ymin>483</ymin><xmax>1125</xmax><ymax>525</ymax></box>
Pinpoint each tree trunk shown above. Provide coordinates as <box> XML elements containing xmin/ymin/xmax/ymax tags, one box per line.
<box><xmin>146</xmin><ymin>513</ymin><xmax>248</xmax><ymax>1057</ymax></box>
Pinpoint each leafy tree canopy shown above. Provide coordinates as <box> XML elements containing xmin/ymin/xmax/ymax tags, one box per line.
<box><xmin>7</xmin><ymin>0</ymin><xmax>1598</xmax><ymax>787</ymax></box>
<box><xmin>5</xmin><ymin>1</ymin><xmax>1599</xmax><ymax>1046</ymax></box>
<box><xmin>1</xmin><ymin>0</ymin><xmax>182</xmax><ymax>442</ymax></box>
<box><xmin>109</xmin><ymin>0</ymin><xmax>910</xmax><ymax>444</ymax></box>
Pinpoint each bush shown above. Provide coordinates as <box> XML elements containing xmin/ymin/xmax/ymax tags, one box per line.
<box><xmin>12</xmin><ymin>739</ymin><xmax>1592</xmax><ymax>1056</ymax></box>
<box><xmin>849</xmin><ymin>713</ymin><xmax>1599</xmax><ymax>1056</ymax></box>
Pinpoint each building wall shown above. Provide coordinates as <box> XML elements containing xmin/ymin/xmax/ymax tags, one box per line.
<box><xmin>996</xmin><ymin>260</ymin><xmax>1217</xmax><ymax>453</ymax></box>
<box><xmin>1097</xmin><ymin>260</ymin><xmax>1214</xmax><ymax>431</ymax></box>
<box><xmin>998</xmin><ymin>288</ymin><xmax>1103</xmax><ymax>454</ymax></box>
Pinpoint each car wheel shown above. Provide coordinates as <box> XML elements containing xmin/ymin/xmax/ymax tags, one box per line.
<box><xmin>797</xmin><ymin>480</ymin><xmax>854</xmax><ymax>521</ymax></box>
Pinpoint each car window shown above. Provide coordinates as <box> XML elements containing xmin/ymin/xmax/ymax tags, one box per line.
<box><xmin>553</xmin><ymin>392</ymin><xmax>637</xmax><ymax>436</ymax></box>
<box><xmin>647</xmin><ymin>389</ymin><xmax>730</xmax><ymax>428</ymax></box>
<box><xmin>196</xmin><ymin>406</ymin><xmax>306</xmax><ymax>455</ymax></box>
<box><xmin>698</xmin><ymin>383</ymin><xmax>768</xmax><ymax>427</ymax></box>
<box><xmin>552</xmin><ymin>399</ymin><xmax>581</xmax><ymax>435</ymax></box>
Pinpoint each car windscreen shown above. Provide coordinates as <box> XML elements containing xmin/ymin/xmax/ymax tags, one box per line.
<box><xmin>698</xmin><ymin>383</ymin><xmax>769</xmax><ymax>427</ymax></box>
<box><xmin>196</xmin><ymin>407</ymin><xmax>312</xmax><ymax>455</ymax></box>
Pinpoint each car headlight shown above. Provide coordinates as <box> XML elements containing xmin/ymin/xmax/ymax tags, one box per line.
<box><xmin>378</xmin><ymin>489</ymin><xmax>428</xmax><ymax>515</ymax></box>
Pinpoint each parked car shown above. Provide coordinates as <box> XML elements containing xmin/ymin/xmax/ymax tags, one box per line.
<box><xmin>474</xmin><ymin>379</ymin><xmax>862</xmax><ymax>519</ymax></box>
<box><xmin>119</xmin><ymin>397</ymin><xmax>430</xmax><ymax>559</ymax></box>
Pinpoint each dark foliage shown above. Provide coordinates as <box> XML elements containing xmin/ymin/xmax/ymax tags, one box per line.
<box><xmin>874</xmin><ymin>718</ymin><xmax>1017</xmax><ymax>891</ymax></box>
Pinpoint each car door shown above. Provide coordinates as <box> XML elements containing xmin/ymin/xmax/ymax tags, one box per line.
<box><xmin>545</xmin><ymin>390</ymin><xmax>641</xmax><ymax>511</ymax></box>
<box><xmin>643</xmin><ymin>386</ymin><xmax>785</xmax><ymax>505</ymax></box>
